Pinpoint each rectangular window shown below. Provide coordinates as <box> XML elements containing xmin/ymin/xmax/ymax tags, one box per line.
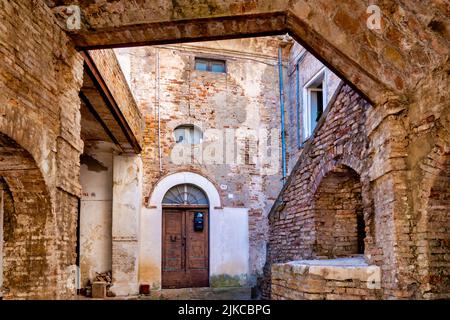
<box><xmin>195</xmin><ymin>58</ymin><xmax>226</xmax><ymax>73</ymax></box>
<box><xmin>309</xmin><ymin>85</ymin><xmax>324</xmax><ymax>131</ymax></box>
<box><xmin>303</xmin><ymin>69</ymin><xmax>327</xmax><ymax>140</ymax></box>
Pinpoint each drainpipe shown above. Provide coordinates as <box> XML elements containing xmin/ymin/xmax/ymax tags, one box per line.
<box><xmin>278</xmin><ymin>47</ymin><xmax>287</xmax><ymax>183</ymax></box>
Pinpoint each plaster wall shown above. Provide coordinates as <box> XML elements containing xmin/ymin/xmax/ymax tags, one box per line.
<box><xmin>79</xmin><ymin>143</ymin><xmax>114</xmax><ymax>287</ymax></box>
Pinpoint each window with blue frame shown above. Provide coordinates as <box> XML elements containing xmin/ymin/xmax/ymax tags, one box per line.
<box><xmin>195</xmin><ymin>58</ymin><xmax>226</xmax><ymax>73</ymax></box>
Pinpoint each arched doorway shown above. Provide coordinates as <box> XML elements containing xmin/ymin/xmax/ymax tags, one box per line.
<box><xmin>0</xmin><ymin>132</ymin><xmax>53</xmax><ymax>299</ymax></box>
<box><xmin>161</xmin><ymin>184</ymin><xmax>210</xmax><ymax>288</ymax></box>
<box><xmin>140</xmin><ymin>171</ymin><xmax>250</xmax><ymax>291</ymax></box>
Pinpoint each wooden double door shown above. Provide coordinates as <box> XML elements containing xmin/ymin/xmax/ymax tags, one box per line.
<box><xmin>162</xmin><ymin>208</ymin><xmax>209</xmax><ymax>288</ymax></box>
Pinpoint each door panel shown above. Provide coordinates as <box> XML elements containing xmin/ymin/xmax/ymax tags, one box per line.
<box><xmin>186</xmin><ymin>210</ymin><xmax>209</xmax><ymax>287</ymax></box>
<box><xmin>162</xmin><ymin>210</ymin><xmax>185</xmax><ymax>287</ymax></box>
<box><xmin>186</xmin><ymin>210</ymin><xmax>208</xmax><ymax>269</ymax></box>
<box><xmin>162</xmin><ymin>208</ymin><xmax>209</xmax><ymax>288</ymax></box>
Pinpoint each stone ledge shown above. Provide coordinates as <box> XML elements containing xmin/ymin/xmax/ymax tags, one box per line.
<box><xmin>273</xmin><ymin>257</ymin><xmax>380</xmax><ymax>283</ymax></box>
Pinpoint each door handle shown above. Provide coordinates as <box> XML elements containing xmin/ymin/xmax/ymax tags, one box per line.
<box><xmin>170</xmin><ymin>235</ymin><xmax>177</xmax><ymax>242</ymax></box>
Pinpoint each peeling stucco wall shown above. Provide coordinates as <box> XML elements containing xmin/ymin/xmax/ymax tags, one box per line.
<box><xmin>111</xmin><ymin>154</ymin><xmax>143</xmax><ymax>296</ymax></box>
<box><xmin>79</xmin><ymin>142</ymin><xmax>114</xmax><ymax>287</ymax></box>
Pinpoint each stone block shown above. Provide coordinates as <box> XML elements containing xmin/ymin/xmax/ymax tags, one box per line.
<box><xmin>92</xmin><ymin>282</ymin><xmax>107</xmax><ymax>299</ymax></box>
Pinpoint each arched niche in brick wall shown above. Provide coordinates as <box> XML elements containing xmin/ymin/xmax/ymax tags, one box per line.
<box><xmin>312</xmin><ymin>164</ymin><xmax>366</xmax><ymax>259</ymax></box>
<box><xmin>0</xmin><ymin>132</ymin><xmax>54</xmax><ymax>299</ymax></box>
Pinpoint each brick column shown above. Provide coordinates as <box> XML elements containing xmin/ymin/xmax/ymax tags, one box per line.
<box><xmin>366</xmin><ymin>99</ymin><xmax>414</xmax><ymax>298</ymax></box>
<box><xmin>111</xmin><ymin>154</ymin><xmax>142</xmax><ymax>296</ymax></box>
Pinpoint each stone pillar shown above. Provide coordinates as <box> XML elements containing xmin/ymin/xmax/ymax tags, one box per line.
<box><xmin>110</xmin><ymin>154</ymin><xmax>142</xmax><ymax>296</ymax></box>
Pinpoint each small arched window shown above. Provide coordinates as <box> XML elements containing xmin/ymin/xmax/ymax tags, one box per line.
<box><xmin>162</xmin><ymin>184</ymin><xmax>209</xmax><ymax>206</ymax></box>
<box><xmin>174</xmin><ymin>125</ymin><xmax>203</xmax><ymax>145</ymax></box>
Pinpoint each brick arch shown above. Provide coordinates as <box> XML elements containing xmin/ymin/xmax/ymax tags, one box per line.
<box><xmin>0</xmin><ymin>104</ymin><xmax>57</xmax><ymax>192</ymax></box>
<box><xmin>311</xmin><ymin>164</ymin><xmax>366</xmax><ymax>258</ymax></box>
<box><xmin>425</xmin><ymin>152</ymin><xmax>450</xmax><ymax>298</ymax></box>
<box><xmin>416</xmin><ymin>142</ymin><xmax>450</xmax><ymax>299</ymax></box>
<box><xmin>308</xmin><ymin>154</ymin><xmax>363</xmax><ymax>202</ymax></box>
<box><xmin>0</xmin><ymin>132</ymin><xmax>55</xmax><ymax>299</ymax></box>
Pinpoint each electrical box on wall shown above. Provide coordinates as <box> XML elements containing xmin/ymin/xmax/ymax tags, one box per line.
<box><xmin>194</xmin><ymin>212</ymin><xmax>204</xmax><ymax>232</ymax></box>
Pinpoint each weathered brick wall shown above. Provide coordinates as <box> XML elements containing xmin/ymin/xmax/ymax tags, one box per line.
<box><xmin>0</xmin><ymin>133</ymin><xmax>54</xmax><ymax>299</ymax></box>
<box><xmin>265</xmin><ymin>80</ymin><xmax>450</xmax><ymax>300</ymax></box>
<box><xmin>43</xmin><ymin>2</ymin><xmax>449</xmax><ymax>301</ymax></box>
<box><xmin>262</xmin><ymin>84</ymin><xmax>377</xmax><ymax>298</ymax></box>
<box><xmin>411</xmin><ymin>104</ymin><xmax>450</xmax><ymax>299</ymax></box>
<box><xmin>0</xmin><ymin>0</ymin><xmax>447</xmax><ymax>300</ymax></box>
<box><xmin>0</xmin><ymin>0</ymin><xmax>84</xmax><ymax>299</ymax></box>
<box><xmin>116</xmin><ymin>37</ymin><xmax>285</xmax><ymax>283</ymax></box>
<box><xmin>314</xmin><ymin>165</ymin><xmax>364</xmax><ymax>258</ymax></box>
<box><xmin>424</xmin><ymin>155</ymin><xmax>450</xmax><ymax>298</ymax></box>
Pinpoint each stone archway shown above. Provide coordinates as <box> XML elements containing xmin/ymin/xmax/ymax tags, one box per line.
<box><xmin>426</xmin><ymin>153</ymin><xmax>450</xmax><ymax>297</ymax></box>
<box><xmin>421</xmin><ymin>151</ymin><xmax>450</xmax><ymax>299</ymax></box>
<box><xmin>312</xmin><ymin>164</ymin><xmax>366</xmax><ymax>258</ymax></box>
<box><xmin>0</xmin><ymin>132</ymin><xmax>54</xmax><ymax>299</ymax></box>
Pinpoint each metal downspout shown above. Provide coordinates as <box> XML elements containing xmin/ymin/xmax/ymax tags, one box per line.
<box><xmin>278</xmin><ymin>47</ymin><xmax>287</xmax><ymax>183</ymax></box>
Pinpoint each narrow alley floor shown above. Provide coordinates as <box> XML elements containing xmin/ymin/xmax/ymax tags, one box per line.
<box><xmin>144</xmin><ymin>287</ymin><xmax>253</xmax><ymax>300</ymax></box>
<box><xmin>75</xmin><ymin>287</ymin><xmax>253</xmax><ymax>300</ymax></box>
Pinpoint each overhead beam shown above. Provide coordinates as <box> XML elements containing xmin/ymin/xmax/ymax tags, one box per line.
<box><xmin>79</xmin><ymin>91</ymin><xmax>123</xmax><ymax>149</ymax></box>
<box><xmin>72</xmin><ymin>12</ymin><xmax>288</xmax><ymax>50</ymax></box>
<box><xmin>81</xmin><ymin>51</ymin><xmax>142</xmax><ymax>154</ymax></box>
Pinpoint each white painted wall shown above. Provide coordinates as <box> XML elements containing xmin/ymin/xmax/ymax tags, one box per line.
<box><xmin>209</xmin><ymin>207</ymin><xmax>249</xmax><ymax>281</ymax></box>
<box><xmin>79</xmin><ymin>143</ymin><xmax>114</xmax><ymax>287</ymax></box>
<box><xmin>139</xmin><ymin>172</ymin><xmax>250</xmax><ymax>289</ymax></box>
